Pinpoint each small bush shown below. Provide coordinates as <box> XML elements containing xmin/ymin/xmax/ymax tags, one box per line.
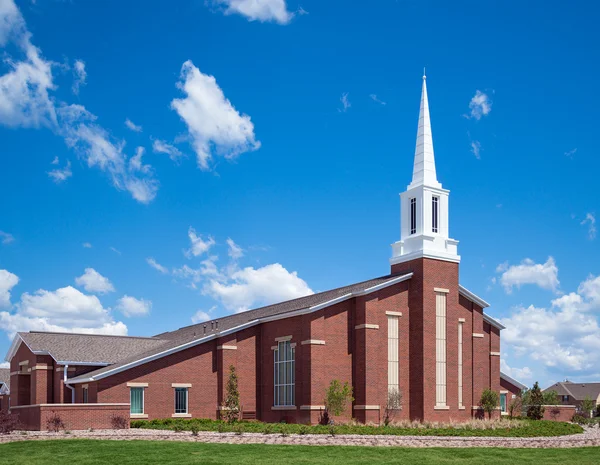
<box><xmin>384</xmin><ymin>388</ymin><xmax>403</xmax><ymax>426</ymax></box>
<box><xmin>527</xmin><ymin>382</ymin><xmax>545</xmax><ymax>420</ymax></box>
<box><xmin>191</xmin><ymin>424</ymin><xmax>200</xmax><ymax>437</ymax></box>
<box><xmin>173</xmin><ymin>423</ymin><xmax>185</xmax><ymax>433</ymax></box>
<box><xmin>233</xmin><ymin>424</ymin><xmax>244</xmax><ymax>436</ymax></box>
<box><xmin>280</xmin><ymin>424</ymin><xmax>290</xmax><ymax>437</ymax></box>
<box><xmin>110</xmin><ymin>415</ymin><xmax>128</xmax><ymax>430</ymax></box>
<box><xmin>318</xmin><ymin>409</ymin><xmax>330</xmax><ymax>426</ymax></box>
<box><xmin>298</xmin><ymin>425</ymin><xmax>309</xmax><ymax>435</ymax></box>
<box><xmin>47</xmin><ymin>412</ymin><xmax>65</xmax><ymax>433</ymax></box>
<box><xmin>262</xmin><ymin>423</ymin><xmax>274</xmax><ymax>435</ymax></box>
<box><xmin>0</xmin><ymin>411</ymin><xmax>20</xmax><ymax>435</ymax></box>
<box><xmin>480</xmin><ymin>389</ymin><xmax>499</xmax><ymax>420</ymax></box>
<box><xmin>328</xmin><ymin>424</ymin><xmax>336</xmax><ymax>437</ymax></box>
<box><xmin>217</xmin><ymin>423</ymin><xmax>226</xmax><ymax>433</ymax></box>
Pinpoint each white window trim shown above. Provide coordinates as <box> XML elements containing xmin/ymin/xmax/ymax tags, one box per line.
<box><xmin>458</xmin><ymin>320</ymin><xmax>464</xmax><ymax>409</ymax></box>
<box><xmin>435</xmin><ymin>291</ymin><xmax>447</xmax><ymax>408</ymax></box>
<box><xmin>174</xmin><ymin>386</ymin><xmax>189</xmax><ymax>415</ymax></box>
<box><xmin>130</xmin><ymin>386</ymin><xmax>145</xmax><ymax>416</ymax></box>
<box><xmin>273</xmin><ymin>340</ymin><xmax>295</xmax><ymax>407</ymax></box>
<box><xmin>387</xmin><ymin>315</ymin><xmax>400</xmax><ymax>401</ymax></box>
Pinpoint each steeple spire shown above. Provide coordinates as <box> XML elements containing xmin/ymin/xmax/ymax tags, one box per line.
<box><xmin>409</xmin><ymin>72</ymin><xmax>441</xmax><ymax>190</ymax></box>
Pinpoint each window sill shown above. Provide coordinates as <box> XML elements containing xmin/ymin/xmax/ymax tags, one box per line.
<box><xmin>271</xmin><ymin>406</ymin><xmax>297</xmax><ymax>411</ymax></box>
<box><xmin>172</xmin><ymin>413</ymin><xmax>192</xmax><ymax>418</ymax></box>
<box><xmin>458</xmin><ymin>406</ymin><xmax>466</xmax><ymax>410</ymax></box>
<box><xmin>130</xmin><ymin>414</ymin><xmax>148</xmax><ymax>419</ymax></box>
<box><xmin>433</xmin><ymin>405</ymin><xmax>450</xmax><ymax>410</ymax></box>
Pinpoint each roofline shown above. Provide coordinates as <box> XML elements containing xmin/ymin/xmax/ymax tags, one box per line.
<box><xmin>500</xmin><ymin>371</ymin><xmax>528</xmax><ymax>390</ymax></box>
<box><xmin>483</xmin><ymin>313</ymin><xmax>505</xmax><ymax>330</ymax></box>
<box><xmin>68</xmin><ymin>272</ymin><xmax>414</xmax><ymax>384</ymax></box>
<box><xmin>458</xmin><ymin>285</ymin><xmax>490</xmax><ymax>309</ymax></box>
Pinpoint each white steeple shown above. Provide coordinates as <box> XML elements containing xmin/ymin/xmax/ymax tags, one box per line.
<box><xmin>390</xmin><ymin>72</ymin><xmax>460</xmax><ymax>265</ymax></box>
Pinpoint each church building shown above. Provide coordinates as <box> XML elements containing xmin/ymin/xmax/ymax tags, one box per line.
<box><xmin>4</xmin><ymin>75</ymin><xmax>508</xmax><ymax>430</ymax></box>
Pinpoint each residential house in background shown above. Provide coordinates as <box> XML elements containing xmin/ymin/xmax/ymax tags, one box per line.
<box><xmin>544</xmin><ymin>381</ymin><xmax>600</xmax><ymax>413</ymax></box>
<box><xmin>0</xmin><ymin>368</ymin><xmax>9</xmax><ymax>413</ymax></box>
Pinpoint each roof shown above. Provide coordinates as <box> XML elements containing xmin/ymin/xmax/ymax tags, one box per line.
<box><xmin>11</xmin><ymin>332</ymin><xmax>166</xmax><ymax>365</ymax></box>
<box><xmin>500</xmin><ymin>371</ymin><xmax>527</xmax><ymax>390</ymax></box>
<box><xmin>0</xmin><ymin>368</ymin><xmax>9</xmax><ymax>387</ymax></box>
<box><xmin>544</xmin><ymin>381</ymin><xmax>600</xmax><ymax>400</ymax></box>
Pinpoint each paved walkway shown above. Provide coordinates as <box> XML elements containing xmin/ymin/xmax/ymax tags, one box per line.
<box><xmin>1</xmin><ymin>427</ymin><xmax>600</xmax><ymax>448</ymax></box>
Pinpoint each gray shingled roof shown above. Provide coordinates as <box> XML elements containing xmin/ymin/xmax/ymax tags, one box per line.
<box><xmin>0</xmin><ymin>368</ymin><xmax>9</xmax><ymax>387</ymax></box>
<box><xmin>67</xmin><ymin>274</ymin><xmax>408</xmax><ymax>382</ymax></box>
<box><xmin>545</xmin><ymin>381</ymin><xmax>600</xmax><ymax>400</ymax></box>
<box><xmin>19</xmin><ymin>332</ymin><xmax>167</xmax><ymax>364</ymax></box>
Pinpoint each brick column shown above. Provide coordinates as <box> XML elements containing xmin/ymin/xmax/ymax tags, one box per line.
<box><xmin>471</xmin><ymin>304</ymin><xmax>486</xmax><ymax>418</ymax></box>
<box><xmin>217</xmin><ymin>336</ymin><xmax>238</xmax><ymax>417</ymax></box>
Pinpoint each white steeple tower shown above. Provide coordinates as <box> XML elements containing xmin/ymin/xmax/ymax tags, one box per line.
<box><xmin>390</xmin><ymin>72</ymin><xmax>460</xmax><ymax>265</ymax></box>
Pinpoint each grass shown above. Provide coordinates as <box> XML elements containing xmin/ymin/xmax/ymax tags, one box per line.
<box><xmin>130</xmin><ymin>418</ymin><xmax>583</xmax><ymax>437</ymax></box>
<box><xmin>0</xmin><ymin>440</ymin><xmax>599</xmax><ymax>464</ymax></box>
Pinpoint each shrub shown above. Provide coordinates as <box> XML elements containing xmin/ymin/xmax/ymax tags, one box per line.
<box><xmin>318</xmin><ymin>409</ymin><xmax>330</xmax><ymax>426</ymax></box>
<box><xmin>190</xmin><ymin>424</ymin><xmax>200</xmax><ymax>436</ymax></box>
<box><xmin>280</xmin><ymin>424</ymin><xmax>290</xmax><ymax>437</ymax></box>
<box><xmin>233</xmin><ymin>423</ymin><xmax>244</xmax><ymax>436</ymax></box>
<box><xmin>507</xmin><ymin>394</ymin><xmax>523</xmax><ymax>419</ymax></box>
<box><xmin>263</xmin><ymin>423</ymin><xmax>274</xmax><ymax>435</ymax></box>
<box><xmin>543</xmin><ymin>390</ymin><xmax>560</xmax><ymax>405</ymax></box>
<box><xmin>383</xmin><ymin>388</ymin><xmax>403</xmax><ymax>426</ymax></box>
<box><xmin>298</xmin><ymin>425</ymin><xmax>309</xmax><ymax>435</ymax></box>
<box><xmin>217</xmin><ymin>423</ymin><xmax>226</xmax><ymax>433</ymax></box>
<box><xmin>221</xmin><ymin>365</ymin><xmax>240</xmax><ymax>424</ymax></box>
<box><xmin>580</xmin><ymin>396</ymin><xmax>595</xmax><ymax>418</ymax></box>
<box><xmin>527</xmin><ymin>382</ymin><xmax>545</xmax><ymax>420</ymax></box>
<box><xmin>46</xmin><ymin>412</ymin><xmax>65</xmax><ymax>433</ymax></box>
<box><xmin>110</xmin><ymin>415</ymin><xmax>128</xmax><ymax>430</ymax></box>
<box><xmin>173</xmin><ymin>423</ymin><xmax>185</xmax><ymax>433</ymax></box>
<box><xmin>0</xmin><ymin>411</ymin><xmax>20</xmax><ymax>435</ymax></box>
<box><xmin>328</xmin><ymin>424</ymin><xmax>336</xmax><ymax>437</ymax></box>
<box><xmin>322</xmin><ymin>380</ymin><xmax>354</xmax><ymax>424</ymax></box>
<box><xmin>480</xmin><ymin>389</ymin><xmax>499</xmax><ymax>420</ymax></box>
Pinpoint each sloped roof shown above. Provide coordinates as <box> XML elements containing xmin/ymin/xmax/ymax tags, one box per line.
<box><xmin>0</xmin><ymin>368</ymin><xmax>9</xmax><ymax>387</ymax></box>
<box><xmin>500</xmin><ymin>371</ymin><xmax>527</xmax><ymax>390</ymax></box>
<box><xmin>17</xmin><ymin>332</ymin><xmax>166</xmax><ymax>365</ymax></box>
<box><xmin>545</xmin><ymin>381</ymin><xmax>600</xmax><ymax>400</ymax></box>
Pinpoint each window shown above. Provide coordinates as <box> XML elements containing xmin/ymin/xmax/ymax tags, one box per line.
<box><xmin>562</xmin><ymin>395</ymin><xmax>569</xmax><ymax>402</ymax></box>
<box><xmin>458</xmin><ymin>321</ymin><xmax>464</xmax><ymax>408</ymax></box>
<box><xmin>500</xmin><ymin>393</ymin><xmax>507</xmax><ymax>413</ymax></box>
<box><xmin>435</xmin><ymin>292</ymin><xmax>447</xmax><ymax>407</ymax></box>
<box><xmin>83</xmin><ymin>387</ymin><xmax>88</xmax><ymax>404</ymax></box>
<box><xmin>410</xmin><ymin>198</ymin><xmax>417</xmax><ymax>235</ymax></box>
<box><xmin>432</xmin><ymin>196</ymin><xmax>439</xmax><ymax>233</ymax></box>
<box><xmin>175</xmin><ymin>388</ymin><xmax>188</xmax><ymax>414</ymax></box>
<box><xmin>388</xmin><ymin>315</ymin><xmax>400</xmax><ymax>403</ymax></box>
<box><xmin>274</xmin><ymin>340</ymin><xmax>295</xmax><ymax>406</ymax></box>
<box><xmin>130</xmin><ymin>387</ymin><xmax>144</xmax><ymax>415</ymax></box>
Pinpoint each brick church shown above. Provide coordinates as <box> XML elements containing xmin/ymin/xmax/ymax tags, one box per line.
<box><xmin>4</xmin><ymin>74</ymin><xmax>516</xmax><ymax>430</ymax></box>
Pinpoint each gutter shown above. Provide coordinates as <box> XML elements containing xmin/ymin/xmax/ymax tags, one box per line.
<box><xmin>63</xmin><ymin>365</ymin><xmax>75</xmax><ymax>404</ymax></box>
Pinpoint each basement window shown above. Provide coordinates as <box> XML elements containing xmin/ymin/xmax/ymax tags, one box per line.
<box><xmin>410</xmin><ymin>198</ymin><xmax>417</xmax><ymax>235</ymax></box>
<box><xmin>274</xmin><ymin>340</ymin><xmax>295</xmax><ymax>407</ymax></box>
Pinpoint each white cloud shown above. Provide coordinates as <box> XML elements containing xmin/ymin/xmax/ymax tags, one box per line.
<box><xmin>565</xmin><ymin>148</ymin><xmax>577</xmax><ymax>158</ymax></box>
<box><xmin>110</xmin><ymin>246</ymin><xmax>121</xmax><ymax>255</ymax></box>
<box><xmin>338</xmin><ymin>92</ymin><xmax>350</xmax><ymax>112</ymax></box>
<box><xmin>124</xmin><ymin>118</ymin><xmax>142</xmax><ymax>132</ymax></box>
<box><xmin>116</xmin><ymin>295</ymin><xmax>151</xmax><ymax>317</ymax></box>
<box><xmin>500</xmin><ymin>359</ymin><xmax>533</xmax><ymax>382</ymax></box>
<box><xmin>82</xmin><ymin>242</ymin><xmax>92</xmax><ymax>248</ymax></box>
<box><xmin>0</xmin><ymin>269</ymin><xmax>19</xmax><ymax>308</ymax></box>
<box><xmin>72</xmin><ymin>59</ymin><xmax>86</xmax><ymax>95</ymax></box>
<box><xmin>581</xmin><ymin>213</ymin><xmax>596</xmax><ymax>240</ymax></box>
<box><xmin>152</xmin><ymin>139</ymin><xmax>183</xmax><ymax>161</ymax></box>
<box><xmin>204</xmin><ymin>263</ymin><xmax>313</xmax><ymax>313</ymax></box>
<box><xmin>171</xmin><ymin>61</ymin><xmax>260</xmax><ymax>170</ymax></box>
<box><xmin>470</xmin><ymin>140</ymin><xmax>481</xmax><ymax>159</ymax></box>
<box><xmin>191</xmin><ymin>306</ymin><xmax>216</xmax><ymax>324</ymax></box>
<box><xmin>0</xmin><ymin>286</ymin><xmax>127</xmax><ymax>337</ymax></box>
<box><xmin>75</xmin><ymin>268</ymin><xmax>115</xmax><ymax>294</ymax></box>
<box><xmin>146</xmin><ymin>257</ymin><xmax>168</xmax><ymax>274</ymax></box>
<box><xmin>185</xmin><ymin>227</ymin><xmax>215</xmax><ymax>258</ymax></box>
<box><xmin>51</xmin><ymin>156</ymin><xmax>59</xmax><ymax>165</ymax></box>
<box><xmin>47</xmin><ymin>159</ymin><xmax>72</xmax><ymax>183</ymax></box>
<box><xmin>0</xmin><ymin>231</ymin><xmax>14</xmax><ymax>244</ymax></box>
<box><xmin>467</xmin><ymin>90</ymin><xmax>492</xmax><ymax>120</ymax></box>
<box><xmin>0</xmin><ymin>361</ymin><xmax>8</xmax><ymax>369</ymax></box>
<box><xmin>501</xmin><ymin>274</ymin><xmax>600</xmax><ymax>377</ymax></box>
<box><xmin>226</xmin><ymin>238</ymin><xmax>243</xmax><ymax>260</ymax></box>
<box><xmin>369</xmin><ymin>94</ymin><xmax>386</xmax><ymax>105</ymax></box>
<box><xmin>498</xmin><ymin>257</ymin><xmax>559</xmax><ymax>293</ymax></box>
<box><xmin>214</xmin><ymin>0</ymin><xmax>294</xmax><ymax>24</ymax></box>
<box><xmin>58</xmin><ymin>104</ymin><xmax>159</xmax><ymax>203</ymax></box>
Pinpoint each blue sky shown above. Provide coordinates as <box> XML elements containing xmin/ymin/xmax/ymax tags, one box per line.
<box><xmin>0</xmin><ymin>0</ymin><xmax>598</xmax><ymax>388</ymax></box>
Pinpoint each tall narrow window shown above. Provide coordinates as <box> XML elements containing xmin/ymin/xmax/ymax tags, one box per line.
<box><xmin>175</xmin><ymin>387</ymin><xmax>188</xmax><ymax>414</ymax></box>
<box><xmin>130</xmin><ymin>387</ymin><xmax>144</xmax><ymax>415</ymax></box>
<box><xmin>435</xmin><ymin>292</ymin><xmax>447</xmax><ymax>407</ymax></box>
<box><xmin>432</xmin><ymin>196</ymin><xmax>439</xmax><ymax>233</ymax></box>
<box><xmin>388</xmin><ymin>315</ymin><xmax>400</xmax><ymax>406</ymax></box>
<box><xmin>274</xmin><ymin>340</ymin><xmax>295</xmax><ymax>406</ymax></box>
<box><xmin>458</xmin><ymin>321</ymin><xmax>464</xmax><ymax>408</ymax></box>
<box><xmin>410</xmin><ymin>198</ymin><xmax>417</xmax><ymax>235</ymax></box>
<box><xmin>500</xmin><ymin>393</ymin><xmax>507</xmax><ymax>413</ymax></box>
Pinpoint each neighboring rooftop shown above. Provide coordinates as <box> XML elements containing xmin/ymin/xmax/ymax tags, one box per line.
<box><xmin>544</xmin><ymin>381</ymin><xmax>600</xmax><ymax>400</ymax></box>
<box><xmin>0</xmin><ymin>368</ymin><xmax>9</xmax><ymax>387</ymax></box>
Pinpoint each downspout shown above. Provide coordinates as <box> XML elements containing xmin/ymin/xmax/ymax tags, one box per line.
<box><xmin>63</xmin><ymin>364</ymin><xmax>75</xmax><ymax>404</ymax></box>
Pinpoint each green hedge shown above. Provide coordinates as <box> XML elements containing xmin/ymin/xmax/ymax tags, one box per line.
<box><xmin>130</xmin><ymin>418</ymin><xmax>582</xmax><ymax>437</ymax></box>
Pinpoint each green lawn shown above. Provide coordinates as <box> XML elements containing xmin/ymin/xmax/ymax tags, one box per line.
<box><xmin>0</xmin><ymin>440</ymin><xmax>599</xmax><ymax>464</ymax></box>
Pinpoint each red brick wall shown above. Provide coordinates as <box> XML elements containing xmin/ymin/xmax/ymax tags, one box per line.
<box><xmin>11</xmin><ymin>404</ymin><xmax>130</xmax><ymax>431</ymax></box>
<box><xmin>0</xmin><ymin>394</ymin><xmax>8</xmax><ymax>413</ymax></box>
<box><xmin>500</xmin><ymin>377</ymin><xmax>523</xmax><ymax>397</ymax></box>
<box><xmin>543</xmin><ymin>405</ymin><xmax>576</xmax><ymax>422</ymax></box>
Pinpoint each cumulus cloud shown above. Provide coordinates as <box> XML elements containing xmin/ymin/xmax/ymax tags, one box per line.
<box><xmin>497</xmin><ymin>257</ymin><xmax>559</xmax><ymax>293</ymax></box>
<box><xmin>146</xmin><ymin>257</ymin><xmax>168</xmax><ymax>274</ymax></box>
<box><xmin>226</xmin><ymin>238</ymin><xmax>243</xmax><ymax>260</ymax></box>
<box><xmin>0</xmin><ymin>231</ymin><xmax>15</xmax><ymax>244</ymax></box>
<box><xmin>214</xmin><ymin>0</ymin><xmax>294</xmax><ymax>24</ymax></box>
<box><xmin>75</xmin><ymin>268</ymin><xmax>115</xmax><ymax>294</ymax></box>
<box><xmin>47</xmin><ymin>159</ymin><xmax>72</xmax><ymax>183</ymax></box>
<box><xmin>0</xmin><ymin>286</ymin><xmax>127</xmax><ymax>337</ymax></box>
<box><xmin>185</xmin><ymin>227</ymin><xmax>215</xmax><ymax>258</ymax></box>
<box><xmin>338</xmin><ymin>92</ymin><xmax>350</xmax><ymax>112</ymax></box>
<box><xmin>467</xmin><ymin>90</ymin><xmax>492</xmax><ymax>120</ymax></box>
<box><xmin>191</xmin><ymin>306</ymin><xmax>216</xmax><ymax>324</ymax></box>
<box><xmin>116</xmin><ymin>295</ymin><xmax>151</xmax><ymax>317</ymax></box>
<box><xmin>204</xmin><ymin>263</ymin><xmax>313</xmax><ymax>313</ymax></box>
<box><xmin>124</xmin><ymin>118</ymin><xmax>142</xmax><ymax>132</ymax></box>
<box><xmin>72</xmin><ymin>59</ymin><xmax>86</xmax><ymax>95</ymax></box>
<box><xmin>581</xmin><ymin>213</ymin><xmax>596</xmax><ymax>240</ymax></box>
<box><xmin>500</xmin><ymin>359</ymin><xmax>533</xmax><ymax>382</ymax></box>
<box><xmin>501</xmin><ymin>274</ymin><xmax>600</xmax><ymax>377</ymax></box>
<box><xmin>0</xmin><ymin>269</ymin><xmax>19</xmax><ymax>308</ymax></box>
<box><xmin>152</xmin><ymin>139</ymin><xmax>183</xmax><ymax>161</ymax></box>
<box><xmin>171</xmin><ymin>60</ymin><xmax>260</xmax><ymax>170</ymax></box>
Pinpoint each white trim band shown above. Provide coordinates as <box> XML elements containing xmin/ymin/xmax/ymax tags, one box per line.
<box><xmin>171</xmin><ymin>383</ymin><xmax>192</xmax><ymax>388</ymax></box>
<box><xmin>271</xmin><ymin>406</ymin><xmax>297</xmax><ymax>411</ymax></box>
<box><xmin>472</xmin><ymin>333</ymin><xmax>484</xmax><ymax>338</ymax></box>
<box><xmin>490</xmin><ymin>352</ymin><xmax>501</xmax><ymax>356</ymax></box>
<box><xmin>354</xmin><ymin>324</ymin><xmax>379</xmax><ymax>330</ymax></box>
<box><xmin>217</xmin><ymin>345</ymin><xmax>237</xmax><ymax>350</ymax></box>
<box><xmin>434</xmin><ymin>288</ymin><xmax>450</xmax><ymax>294</ymax></box>
<box><xmin>126</xmin><ymin>382</ymin><xmax>148</xmax><ymax>387</ymax></box>
<box><xmin>172</xmin><ymin>413</ymin><xmax>192</xmax><ymax>418</ymax></box>
<box><xmin>353</xmin><ymin>405</ymin><xmax>380</xmax><ymax>410</ymax></box>
<box><xmin>301</xmin><ymin>340</ymin><xmax>325</xmax><ymax>345</ymax></box>
<box><xmin>385</xmin><ymin>311</ymin><xmax>403</xmax><ymax>317</ymax></box>
<box><xmin>275</xmin><ymin>336</ymin><xmax>292</xmax><ymax>342</ymax></box>
<box><xmin>300</xmin><ymin>405</ymin><xmax>325</xmax><ymax>410</ymax></box>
